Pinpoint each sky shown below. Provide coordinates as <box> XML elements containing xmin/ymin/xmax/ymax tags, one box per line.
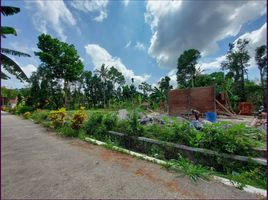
<box><xmin>1</xmin><ymin>0</ymin><xmax>267</xmax><ymax>89</ymax></box>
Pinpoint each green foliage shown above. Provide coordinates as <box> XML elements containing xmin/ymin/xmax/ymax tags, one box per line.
<box><xmin>128</xmin><ymin>110</ymin><xmax>144</xmax><ymax>136</ymax></box>
<box><xmin>221</xmin><ymin>39</ymin><xmax>250</xmax><ymax>102</ymax></box>
<box><xmin>57</xmin><ymin>125</ymin><xmax>79</xmax><ymax>137</ymax></box>
<box><xmin>23</xmin><ymin>112</ymin><xmax>31</xmax><ymax>119</ymax></box>
<box><xmin>30</xmin><ymin>109</ymin><xmax>49</xmax><ymax>123</ymax></box>
<box><xmin>103</xmin><ymin>113</ymin><xmax>118</xmax><ymax>130</ymax></box>
<box><xmin>226</xmin><ymin>166</ymin><xmax>266</xmax><ymax>189</ymax></box>
<box><xmin>199</xmin><ymin>123</ymin><xmax>259</xmax><ymax>155</ymax></box>
<box><xmin>85</xmin><ymin>112</ymin><xmax>106</xmax><ymax>136</ymax></box>
<box><xmin>177</xmin><ymin>49</ymin><xmax>201</xmax><ymax>88</ymax></box>
<box><xmin>1</xmin><ymin>5</ymin><xmax>30</xmax><ymax>82</ymax></box>
<box><xmin>165</xmin><ymin>154</ymin><xmax>212</xmax><ymax>181</ymax></box>
<box><xmin>16</xmin><ymin>104</ymin><xmax>34</xmax><ymax>114</ymax></box>
<box><xmin>49</xmin><ymin>108</ymin><xmax>67</xmax><ymax>128</ymax></box>
<box><xmin>70</xmin><ymin>107</ymin><xmax>86</xmax><ymax>130</ymax></box>
<box><xmin>34</xmin><ymin>33</ymin><xmax>84</xmax><ymax>108</ymax></box>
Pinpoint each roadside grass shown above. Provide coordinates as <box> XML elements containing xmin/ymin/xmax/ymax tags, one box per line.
<box><xmin>14</xmin><ymin>108</ymin><xmax>267</xmax><ymax>190</ymax></box>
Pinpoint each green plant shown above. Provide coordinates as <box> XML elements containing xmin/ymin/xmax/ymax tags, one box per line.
<box><xmin>16</xmin><ymin>104</ymin><xmax>34</xmax><ymax>114</ymax></box>
<box><xmin>71</xmin><ymin>106</ymin><xmax>86</xmax><ymax>130</ymax></box>
<box><xmin>57</xmin><ymin>125</ymin><xmax>79</xmax><ymax>137</ymax></box>
<box><xmin>103</xmin><ymin>113</ymin><xmax>118</xmax><ymax>130</ymax></box>
<box><xmin>165</xmin><ymin>154</ymin><xmax>212</xmax><ymax>182</ymax></box>
<box><xmin>49</xmin><ymin>107</ymin><xmax>67</xmax><ymax>128</ymax></box>
<box><xmin>31</xmin><ymin>109</ymin><xmax>49</xmax><ymax>123</ymax></box>
<box><xmin>85</xmin><ymin>112</ymin><xmax>105</xmax><ymax>135</ymax></box>
<box><xmin>128</xmin><ymin>110</ymin><xmax>144</xmax><ymax>136</ymax></box>
<box><xmin>23</xmin><ymin>111</ymin><xmax>31</xmax><ymax>119</ymax></box>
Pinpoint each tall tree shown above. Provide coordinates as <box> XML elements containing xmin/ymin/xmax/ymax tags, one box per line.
<box><xmin>177</xmin><ymin>49</ymin><xmax>201</xmax><ymax>88</ymax></box>
<box><xmin>95</xmin><ymin>64</ymin><xmax>109</xmax><ymax>107</ymax></box>
<box><xmin>1</xmin><ymin>6</ymin><xmax>30</xmax><ymax>82</ymax></box>
<box><xmin>138</xmin><ymin>82</ymin><xmax>152</xmax><ymax>97</ymax></box>
<box><xmin>158</xmin><ymin>76</ymin><xmax>173</xmax><ymax>97</ymax></box>
<box><xmin>255</xmin><ymin>45</ymin><xmax>267</xmax><ymax>88</ymax></box>
<box><xmin>255</xmin><ymin>45</ymin><xmax>267</xmax><ymax>106</ymax></box>
<box><xmin>221</xmin><ymin>39</ymin><xmax>250</xmax><ymax>102</ymax></box>
<box><xmin>35</xmin><ymin>34</ymin><xmax>83</xmax><ymax>109</ymax></box>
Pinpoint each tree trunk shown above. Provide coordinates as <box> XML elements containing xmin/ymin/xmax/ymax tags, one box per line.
<box><xmin>64</xmin><ymin>80</ymin><xmax>69</xmax><ymax>109</ymax></box>
<box><xmin>240</xmin><ymin>69</ymin><xmax>246</xmax><ymax>102</ymax></box>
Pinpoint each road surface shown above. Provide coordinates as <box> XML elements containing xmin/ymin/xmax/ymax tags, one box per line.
<box><xmin>1</xmin><ymin>112</ymin><xmax>263</xmax><ymax>199</ymax></box>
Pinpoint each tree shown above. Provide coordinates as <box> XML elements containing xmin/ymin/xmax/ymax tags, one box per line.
<box><xmin>158</xmin><ymin>76</ymin><xmax>173</xmax><ymax>97</ymax></box>
<box><xmin>95</xmin><ymin>64</ymin><xmax>109</xmax><ymax>107</ymax></box>
<box><xmin>138</xmin><ymin>82</ymin><xmax>152</xmax><ymax>97</ymax></box>
<box><xmin>255</xmin><ymin>45</ymin><xmax>266</xmax><ymax>107</ymax></box>
<box><xmin>108</xmin><ymin>66</ymin><xmax>125</xmax><ymax>86</ymax></box>
<box><xmin>221</xmin><ymin>39</ymin><xmax>250</xmax><ymax>102</ymax></box>
<box><xmin>35</xmin><ymin>34</ymin><xmax>83</xmax><ymax>109</ymax></box>
<box><xmin>1</xmin><ymin>6</ymin><xmax>30</xmax><ymax>82</ymax></box>
<box><xmin>177</xmin><ymin>49</ymin><xmax>201</xmax><ymax>88</ymax></box>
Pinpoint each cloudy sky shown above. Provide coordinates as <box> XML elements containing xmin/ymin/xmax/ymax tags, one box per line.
<box><xmin>2</xmin><ymin>0</ymin><xmax>266</xmax><ymax>89</ymax></box>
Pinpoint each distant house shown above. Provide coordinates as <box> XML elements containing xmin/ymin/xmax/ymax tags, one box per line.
<box><xmin>8</xmin><ymin>98</ymin><xmax>17</xmax><ymax>108</ymax></box>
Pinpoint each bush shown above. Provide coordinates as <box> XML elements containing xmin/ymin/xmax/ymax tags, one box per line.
<box><xmin>128</xmin><ymin>110</ymin><xmax>144</xmax><ymax>136</ymax></box>
<box><xmin>49</xmin><ymin>107</ymin><xmax>67</xmax><ymax>128</ymax></box>
<box><xmin>103</xmin><ymin>113</ymin><xmax>117</xmax><ymax>130</ymax></box>
<box><xmin>16</xmin><ymin>105</ymin><xmax>34</xmax><ymax>115</ymax></box>
<box><xmin>31</xmin><ymin>110</ymin><xmax>50</xmax><ymax>123</ymax></box>
<box><xmin>71</xmin><ymin>107</ymin><xmax>86</xmax><ymax>130</ymax></box>
<box><xmin>85</xmin><ymin>112</ymin><xmax>105</xmax><ymax>135</ymax></box>
<box><xmin>57</xmin><ymin>125</ymin><xmax>79</xmax><ymax>137</ymax></box>
<box><xmin>199</xmin><ymin>123</ymin><xmax>258</xmax><ymax>155</ymax></box>
<box><xmin>23</xmin><ymin>112</ymin><xmax>31</xmax><ymax>119</ymax></box>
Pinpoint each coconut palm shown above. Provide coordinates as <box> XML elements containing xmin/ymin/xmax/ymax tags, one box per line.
<box><xmin>1</xmin><ymin>6</ymin><xmax>30</xmax><ymax>82</ymax></box>
<box><xmin>95</xmin><ymin>64</ymin><xmax>109</xmax><ymax>107</ymax></box>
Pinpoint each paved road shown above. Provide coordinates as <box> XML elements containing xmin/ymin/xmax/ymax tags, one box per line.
<box><xmin>1</xmin><ymin>112</ymin><xmax>263</xmax><ymax>199</ymax></box>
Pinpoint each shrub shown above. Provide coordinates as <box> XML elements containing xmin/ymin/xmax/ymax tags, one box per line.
<box><xmin>49</xmin><ymin>107</ymin><xmax>67</xmax><ymax>128</ymax></box>
<box><xmin>57</xmin><ymin>125</ymin><xmax>79</xmax><ymax>137</ymax></box>
<box><xmin>31</xmin><ymin>110</ymin><xmax>50</xmax><ymax>123</ymax></box>
<box><xmin>128</xmin><ymin>110</ymin><xmax>144</xmax><ymax>136</ymax></box>
<box><xmin>16</xmin><ymin>105</ymin><xmax>34</xmax><ymax>114</ymax></box>
<box><xmin>71</xmin><ymin>107</ymin><xmax>86</xmax><ymax>130</ymax></box>
<box><xmin>23</xmin><ymin>112</ymin><xmax>31</xmax><ymax>119</ymax></box>
<box><xmin>103</xmin><ymin>113</ymin><xmax>117</xmax><ymax>130</ymax></box>
<box><xmin>199</xmin><ymin>123</ymin><xmax>258</xmax><ymax>155</ymax></box>
<box><xmin>85</xmin><ymin>112</ymin><xmax>105</xmax><ymax>135</ymax></box>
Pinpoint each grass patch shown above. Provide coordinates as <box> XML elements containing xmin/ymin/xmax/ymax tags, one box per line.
<box><xmin>164</xmin><ymin>154</ymin><xmax>213</xmax><ymax>182</ymax></box>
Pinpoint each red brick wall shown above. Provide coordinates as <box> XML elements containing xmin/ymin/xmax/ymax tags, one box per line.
<box><xmin>168</xmin><ymin>86</ymin><xmax>216</xmax><ymax>115</ymax></box>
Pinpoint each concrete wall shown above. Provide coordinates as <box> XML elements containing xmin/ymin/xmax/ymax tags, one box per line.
<box><xmin>168</xmin><ymin>86</ymin><xmax>216</xmax><ymax>115</ymax></box>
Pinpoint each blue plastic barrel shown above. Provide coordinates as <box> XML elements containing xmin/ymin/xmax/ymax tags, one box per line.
<box><xmin>205</xmin><ymin>112</ymin><xmax>217</xmax><ymax>123</ymax></box>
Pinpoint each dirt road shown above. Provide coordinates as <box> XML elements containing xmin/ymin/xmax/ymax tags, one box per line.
<box><xmin>1</xmin><ymin>112</ymin><xmax>263</xmax><ymax>199</ymax></box>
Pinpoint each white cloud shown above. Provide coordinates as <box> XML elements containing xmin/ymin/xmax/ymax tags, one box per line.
<box><xmin>199</xmin><ymin>56</ymin><xmax>226</xmax><ymax>71</ymax></box>
<box><xmin>199</xmin><ymin>23</ymin><xmax>267</xmax><ymax>72</ymax></box>
<box><xmin>26</xmin><ymin>0</ymin><xmax>76</xmax><ymax>41</ymax></box>
<box><xmin>1</xmin><ymin>63</ymin><xmax>37</xmax><ymax>89</ymax></box>
<box><xmin>145</xmin><ymin>1</ymin><xmax>266</xmax><ymax>69</ymax></box>
<box><xmin>22</xmin><ymin>64</ymin><xmax>37</xmax><ymax>78</ymax></box>
<box><xmin>70</xmin><ymin>1</ymin><xmax>108</xmax><ymax>22</ymax></box>
<box><xmin>135</xmin><ymin>42</ymin><xmax>146</xmax><ymax>51</ymax></box>
<box><xmin>85</xmin><ymin>44</ymin><xmax>150</xmax><ymax>86</ymax></box>
<box><xmin>124</xmin><ymin>41</ymin><xmax>131</xmax><ymax>48</ymax></box>
<box><xmin>234</xmin><ymin>23</ymin><xmax>267</xmax><ymax>67</ymax></box>
<box><xmin>122</xmin><ymin>0</ymin><xmax>130</xmax><ymax>7</ymax></box>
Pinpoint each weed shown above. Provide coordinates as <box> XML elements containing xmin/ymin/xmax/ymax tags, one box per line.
<box><xmin>165</xmin><ymin>154</ymin><xmax>212</xmax><ymax>182</ymax></box>
<box><xmin>57</xmin><ymin>125</ymin><xmax>79</xmax><ymax>137</ymax></box>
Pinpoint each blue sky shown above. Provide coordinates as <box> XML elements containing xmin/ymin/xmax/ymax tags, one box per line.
<box><xmin>2</xmin><ymin>0</ymin><xmax>267</xmax><ymax>89</ymax></box>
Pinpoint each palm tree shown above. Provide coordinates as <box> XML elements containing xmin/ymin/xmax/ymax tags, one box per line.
<box><xmin>1</xmin><ymin>6</ymin><xmax>30</xmax><ymax>82</ymax></box>
<box><xmin>95</xmin><ymin>64</ymin><xmax>109</xmax><ymax>107</ymax></box>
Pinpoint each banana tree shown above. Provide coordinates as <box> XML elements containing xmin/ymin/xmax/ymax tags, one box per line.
<box><xmin>1</xmin><ymin>6</ymin><xmax>30</xmax><ymax>82</ymax></box>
